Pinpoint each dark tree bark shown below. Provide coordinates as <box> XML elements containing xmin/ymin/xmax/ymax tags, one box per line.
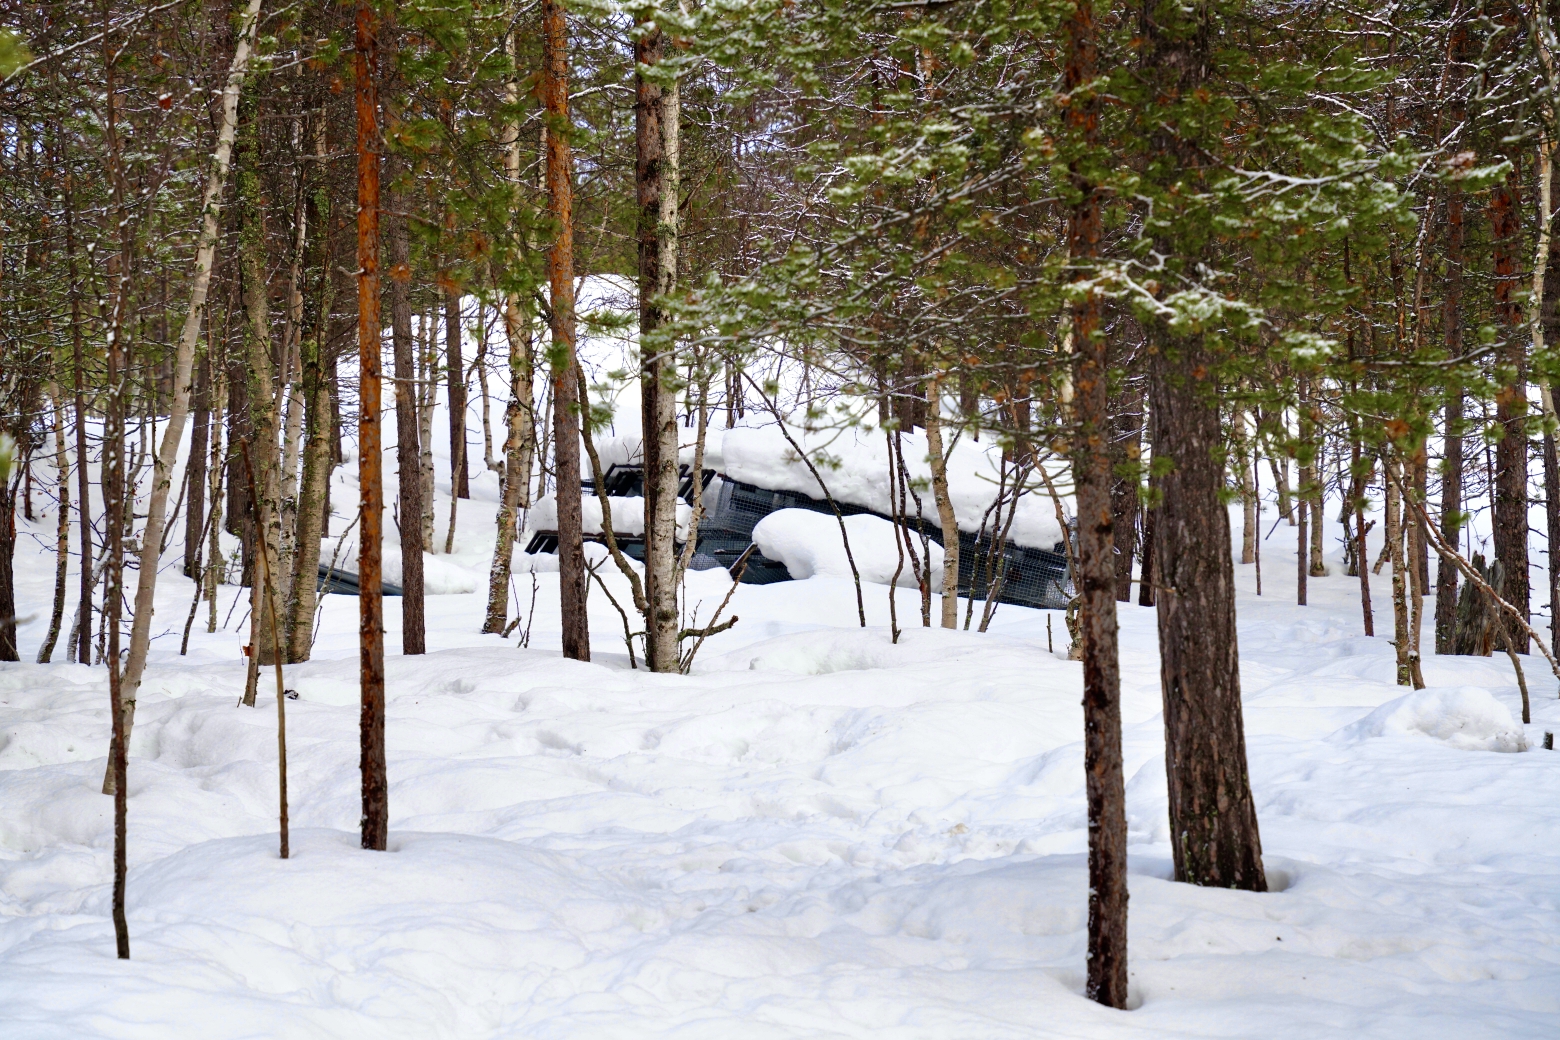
<box><xmin>544</xmin><ymin>0</ymin><xmax>589</xmax><ymax>661</ymax></box>
<box><xmin>1137</xmin><ymin>502</ymin><xmax>1156</xmax><ymax>607</ymax></box>
<box><xmin>445</xmin><ymin>287</ymin><xmax>470</xmax><ymax>500</ymax></box>
<box><xmin>1490</xmin><ymin>168</ymin><xmax>1529</xmax><ymax>651</ymax></box>
<box><xmin>1064</xmin><ymin>0</ymin><xmax>1128</xmax><ymax>1006</ymax></box>
<box><xmin>1435</xmin><ymin>194</ymin><xmax>1464</xmax><ymax>653</ymax></box>
<box><xmin>224</xmin><ymin>341</ymin><xmax>255</xmax><ymax>586</ymax></box>
<box><xmin>356</xmin><ymin>0</ymin><xmax>388</xmax><ymax>852</ymax></box>
<box><xmin>66</xmin><ymin>186</ymin><xmax>94</xmax><ymax>664</ymax></box>
<box><xmin>105</xmin><ymin>317</ymin><xmax>129</xmax><ymax>960</ymax></box>
<box><xmin>1545</xmin><ymin>416</ymin><xmax>1560</xmax><ymax>661</ymax></box>
<box><xmin>1110</xmin><ymin>386</ymin><xmax>1143</xmax><ymax>604</ymax></box>
<box><xmin>1141</xmin><ymin>0</ymin><xmax>1265</xmax><ymax>892</ymax></box>
<box><xmin>1147</xmin><ymin>328</ymin><xmax>1267</xmax><ymax>891</ymax></box>
<box><xmin>389</xmin><ymin>206</ymin><xmax>425</xmax><ymax>654</ymax></box>
<box><xmin>0</xmin><ymin>473</ymin><xmax>18</xmax><ymax>661</ymax></box>
<box><xmin>185</xmin><ymin>355</ymin><xmax>210</xmax><ymax>578</ymax></box>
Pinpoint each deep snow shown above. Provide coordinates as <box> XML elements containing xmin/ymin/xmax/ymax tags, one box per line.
<box><xmin>1</xmin><ymin>376</ymin><xmax>1559</xmax><ymax>1036</ymax></box>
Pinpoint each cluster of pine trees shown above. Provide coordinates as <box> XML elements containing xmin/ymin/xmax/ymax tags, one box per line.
<box><xmin>1</xmin><ymin>0</ymin><xmax>1556</xmax><ymax>1004</ymax></box>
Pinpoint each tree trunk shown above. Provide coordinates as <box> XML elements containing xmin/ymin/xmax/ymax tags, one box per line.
<box><xmin>205</xmin><ymin>372</ymin><xmax>227</xmax><ymax>634</ymax></box>
<box><xmin>418</xmin><ymin>309</ymin><xmax>436</xmax><ymax>549</ymax></box>
<box><xmin>356</xmin><ymin>0</ymin><xmax>388</xmax><ymax>852</ymax></box>
<box><xmin>1064</xmin><ymin>0</ymin><xmax>1128</xmax><ymax>1004</ymax></box>
<box><xmin>924</xmin><ymin>386</ymin><xmax>961</xmax><ymax>629</ymax></box>
<box><xmin>185</xmin><ymin>355</ymin><xmax>210</xmax><ymax>579</ymax></box>
<box><xmin>636</xmin><ymin>15</ymin><xmax>682</xmax><ymax>671</ymax></box>
<box><xmin>1147</xmin><ymin>327</ymin><xmax>1266</xmax><ymax>890</ymax></box>
<box><xmin>1137</xmin><ymin>501</ymin><xmax>1155</xmax><ymax>607</ymax></box>
<box><xmin>1386</xmin><ymin>460</ymin><xmax>1411</xmax><ymax>685</ymax></box>
<box><xmin>276</xmin><ymin>173</ymin><xmax>310</xmax><ymax>607</ymax></box>
<box><xmin>65</xmin><ymin>174</ymin><xmax>94</xmax><ymax>665</ymax></box>
<box><xmin>285</xmin><ymin>129</ymin><xmax>334</xmax><ymax>662</ymax></box>
<box><xmin>114</xmin><ymin>0</ymin><xmax>263</xmax><ymax>768</ymax></box>
<box><xmin>1238</xmin><ymin>408</ymin><xmax>1256</xmax><ymax>565</ymax></box>
<box><xmin>1351</xmin><ymin>439</ymin><xmax>1375</xmax><ymax>637</ymax></box>
<box><xmin>388</xmin><ymin>205</ymin><xmax>425</xmax><ymax>654</ymax></box>
<box><xmin>37</xmin><ymin>388</ymin><xmax>71</xmax><ymax>663</ymax></box>
<box><xmin>103</xmin><ymin>241</ymin><xmax>130</xmax><ymax>959</ymax></box>
<box><xmin>1111</xmin><ymin>386</ymin><xmax>1143</xmax><ymax>600</ymax></box>
<box><xmin>1545</xmin><ymin>388</ymin><xmax>1560</xmax><ymax>662</ymax></box>
<box><xmin>483</xmin><ymin>52</ymin><xmax>539</xmax><ymax>632</ymax></box>
<box><xmin>1490</xmin><ymin>168</ymin><xmax>1530</xmax><ymax>651</ymax></box>
<box><xmin>0</xmin><ymin>470</ymin><xmax>18</xmax><ymax>661</ymax></box>
<box><xmin>1296</xmin><ymin>496</ymin><xmax>1307</xmax><ymax>606</ymax></box>
<box><xmin>445</xmin><ymin>287</ymin><xmax>470</xmax><ymax>500</ymax></box>
<box><xmin>1405</xmin><ymin>454</ymin><xmax>1427</xmax><ymax>688</ymax></box>
<box><xmin>240</xmin><ymin>137</ymin><xmax>284</xmax><ymax>675</ymax></box>
<box><xmin>544</xmin><ymin>0</ymin><xmax>589</xmax><ymax>661</ymax></box>
<box><xmin>1140</xmin><ymin>0</ymin><xmax>1264</xmax><ymax>892</ymax></box>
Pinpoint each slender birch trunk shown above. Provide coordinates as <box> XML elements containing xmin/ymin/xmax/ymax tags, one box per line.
<box><xmin>484</xmin><ymin>39</ymin><xmax>538</xmax><ymax>632</ymax></box>
<box><xmin>1386</xmin><ymin>459</ymin><xmax>1411</xmax><ymax>685</ymax></box>
<box><xmin>923</xmin><ymin>381</ymin><xmax>960</xmax><ymax>628</ymax></box>
<box><xmin>636</xmin><ymin>14</ymin><xmax>682</xmax><ymax>671</ymax></box>
<box><xmin>277</xmin><ymin>171</ymin><xmax>309</xmax><ymax>605</ymax></box>
<box><xmin>239</xmin><ymin>116</ymin><xmax>284</xmax><ymax>677</ymax></box>
<box><xmin>418</xmin><ymin>310</ymin><xmax>437</xmax><ymax>549</ymax></box>
<box><xmin>113</xmin><ymin>0</ymin><xmax>263</xmax><ymax>780</ymax></box>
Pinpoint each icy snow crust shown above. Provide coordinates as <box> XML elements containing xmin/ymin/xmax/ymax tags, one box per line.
<box><xmin>1</xmin><ymin>347</ymin><xmax>1558</xmax><ymax>1035</ymax></box>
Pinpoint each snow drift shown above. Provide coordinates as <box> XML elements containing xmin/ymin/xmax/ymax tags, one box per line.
<box><xmin>752</xmin><ymin>508</ymin><xmax>943</xmax><ymax>588</ymax></box>
<box><xmin>720</xmin><ymin>425</ymin><xmax>1068</xmax><ymax>549</ymax></box>
<box><xmin>1335</xmin><ymin>686</ymin><xmax>1529</xmax><ymax>752</ymax></box>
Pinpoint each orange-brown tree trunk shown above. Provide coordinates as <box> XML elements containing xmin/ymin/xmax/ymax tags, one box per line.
<box><xmin>1064</xmin><ymin>0</ymin><xmax>1128</xmax><ymax>1007</ymax></box>
<box><xmin>544</xmin><ymin>0</ymin><xmax>589</xmax><ymax>660</ymax></box>
<box><xmin>356</xmin><ymin>0</ymin><xmax>388</xmax><ymax>851</ymax></box>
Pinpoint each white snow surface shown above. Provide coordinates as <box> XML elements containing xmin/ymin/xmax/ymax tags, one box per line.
<box><xmin>526</xmin><ymin>493</ymin><xmax>692</xmax><ymax>541</ymax></box>
<box><xmin>753</xmin><ymin>508</ymin><xmax>944</xmax><ymax>587</ymax></box>
<box><xmin>2</xmin><ymin>388</ymin><xmax>1559</xmax><ymax>1036</ymax></box>
<box><xmin>1337</xmin><ymin>686</ymin><xmax>1529</xmax><ymax>752</ymax></box>
<box><xmin>720</xmin><ymin>425</ymin><xmax>1069</xmax><ymax>549</ymax></box>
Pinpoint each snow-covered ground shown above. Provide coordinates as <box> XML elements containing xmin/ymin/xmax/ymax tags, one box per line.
<box><xmin>3</xmin><ymin>477</ymin><xmax>1558</xmax><ymax>1038</ymax></box>
<box><xmin>3</xmin><ymin>329</ymin><xmax>1560</xmax><ymax>1039</ymax></box>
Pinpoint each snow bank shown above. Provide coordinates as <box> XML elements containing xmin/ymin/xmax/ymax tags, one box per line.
<box><xmin>527</xmin><ymin>494</ymin><xmax>691</xmax><ymax>540</ymax></box>
<box><xmin>752</xmin><ymin>508</ymin><xmax>942</xmax><ymax>588</ymax></box>
<box><xmin>1336</xmin><ymin>687</ymin><xmax>1529</xmax><ymax>752</ymax></box>
<box><xmin>317</xmin><ymin>541</ymin><xmax>481</xmax><ymax>595</ymax></box>
<box><xmin>590</xmin><ymin>433</ymin><xmax>726</xmax><ymax>475</ymax></box>
<box><xmin>721</xmin><ymin>425</ymin><xmax>1068</xmax><ymax>549</ymax></box>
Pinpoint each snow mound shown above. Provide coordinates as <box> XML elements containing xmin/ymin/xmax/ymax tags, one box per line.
<box><xmin>752</xmin><ymin>508</ymin><xmax>942</xmax><ymax>588</ymax></box>
<box><xmin>710</xmin><ymin>626</ymin><xmax>985</xmax><ymax>675</ymax></box>
<box><xmin>1336</xmin><ymin>687</ymin><xmax>1528</xmax><ymax>752</ymax></box>
<box><xmin>422</xmin><ymin>554</ymin><xmax>479</xmax><ymax>595</ymax></box>
<box><xmin>527</xmin><ymin>493</ymin><xmax>691</xmax><ymax>540</ymax></box>
<box><xmin>721</xmin><ymin>425</ymin><xmax>1067</xmax><ymax>548</ymax></box>
<box><xmin>319</xmin><ymin>542</ymin><xmax>481</xmax><ymax>595</ymax></box>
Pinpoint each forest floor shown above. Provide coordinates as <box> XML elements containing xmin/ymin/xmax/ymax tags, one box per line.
<box><xmin>1</xmin><ymin>472</ymin><xmax>1558</xmax><ymax>1038</ymax></box>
